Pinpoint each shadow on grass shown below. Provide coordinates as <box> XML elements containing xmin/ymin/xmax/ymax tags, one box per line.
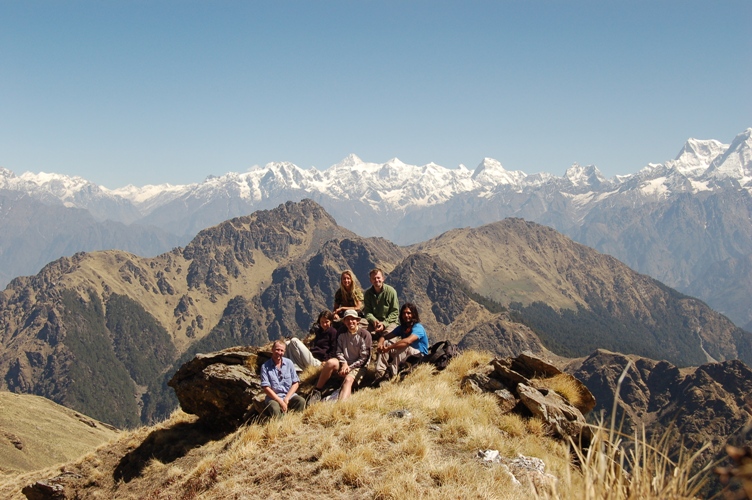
<box><xmin>113</xmin><ymin>421</ymin><xmax>231</xmax><ymax>483</ymax></box>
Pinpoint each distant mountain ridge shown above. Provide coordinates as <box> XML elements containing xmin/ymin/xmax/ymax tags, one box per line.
<box><xmin>1</xmin><ymin>128</ymin><xmax>751</xmax><ymax>328</ymax></box>
<box><xmin>4</xmin><ymin>129</ymin><xmax>749</xmax><ymax>225</ymax></box>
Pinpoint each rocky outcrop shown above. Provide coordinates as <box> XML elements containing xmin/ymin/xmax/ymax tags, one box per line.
<box><xmin>462</xmin><ymin>352</ymin><xmax>595</xmax><ymax>444</ymax></box>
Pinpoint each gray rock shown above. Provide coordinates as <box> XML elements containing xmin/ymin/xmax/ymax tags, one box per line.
<box><xmin>491</xmin><ymin>358</ymin><xmax>530</xmax><ymax>387</ymax></box>
<box><xmin>168</xmin><ymin>347</ymin><xmax>268</xmax><ymax>428</ymax></box>
<box><xmin>22</xmin><ymin>473</ymin><xmax>80</xmax><ymax>500</ymax></box>
<box><xmin>492</xmin><ymin>388</ymin><xmax>519</xmax><ymax>414</ymax></box>
<box><xmin>517</xmin><ymin>383</ymin><xmax>591</xmax><ymax>442</ymax></box>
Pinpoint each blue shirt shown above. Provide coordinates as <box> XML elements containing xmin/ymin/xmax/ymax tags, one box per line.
<box><xmin>392</xmin><ymin>322</ymin><xmax>429</xmax><ymax>355</ymax></box>
<box><xmin>260</xmin><ymin>357</ymin><xmax>300</xmax><ymax>400</ymax></box>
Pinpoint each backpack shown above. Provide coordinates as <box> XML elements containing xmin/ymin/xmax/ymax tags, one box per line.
<box><xmin>395</xmin><ymin>340</ymin><xmax>460</xmax><ymax>381</ymax></box>
<box><xmin>423</xmin><ymin>340</ymin><xmax>460</xmax><ymax>370</ymax></box>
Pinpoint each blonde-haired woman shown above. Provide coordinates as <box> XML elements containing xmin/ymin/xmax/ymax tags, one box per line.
<box><xmin>332</xmin><ymin>270</ymin><xmax>364</xmax><ymax>322</ymax></box>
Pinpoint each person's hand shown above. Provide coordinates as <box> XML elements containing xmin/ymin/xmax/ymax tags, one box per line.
<box><xmin>374</xmin><ymin>321</ymin><xmax>385</xmax><ymax>333</ymax></box>
<box><xmin>279</xmin><ymin>398</ymin><xmax>289</xmax><ymax>413</ymax></box>
<box><xmin>377</xmin><ymin>341</ymin><xmax>389</xmax><ymax>354</ymax></box>
<box><xmin>338</xmin><ymin>363</ymin><xmax>350</xmax><ymax>377</ymax></box>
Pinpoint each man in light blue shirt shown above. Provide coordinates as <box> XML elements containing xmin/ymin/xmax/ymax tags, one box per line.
<box><xmin>375</xmin><ymin>303</ymin><xmax>429</xmax><ymax>382</ymax></box>
<box><xmin>260</xmin><ymin>340</ymin><xmax>306</xmax><ymax>418</ymax></box>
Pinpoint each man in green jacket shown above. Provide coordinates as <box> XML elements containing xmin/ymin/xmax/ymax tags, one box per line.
<box><xmin>363</xmin><ymin>268</ymin><xmax>399</xmax><ymax>337</ymax></box>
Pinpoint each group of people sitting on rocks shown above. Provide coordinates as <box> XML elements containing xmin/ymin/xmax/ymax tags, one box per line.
<box><xmin>260</xmin><ymin>268</ymin><xmax>430</xmax><ymax>418</ymax></box>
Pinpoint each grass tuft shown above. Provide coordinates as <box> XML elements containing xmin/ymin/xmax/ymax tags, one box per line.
<box><xmin>533</xmin><ymin>373</ymin><xmax>588</xmax><ymax>411</ymax></box>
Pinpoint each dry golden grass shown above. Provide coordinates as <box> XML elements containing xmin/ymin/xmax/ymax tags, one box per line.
<box><xmin>556</xmin><ymin>423</ymin><xmax>713</xmax><ymax>500</ymax></box>
<box><xmin>533</xmin><ymin>373</ymin><xmax>587</xmax><ymax>409</ymax></box>
<box><xmin>0</xmin><ymin>351</ymin><xmax>718</xmax><ymax>499</ymax></box>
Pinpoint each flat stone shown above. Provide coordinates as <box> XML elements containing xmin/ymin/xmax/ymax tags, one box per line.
<box><xmin>492</xmin><ymin>359</ymin><xmax>530</xmax><ymax>387</ymax></box>
<box><xmin>513</xmin><ymin>352</ymin><xmax>562</xmax><ymax>378</ymax></box>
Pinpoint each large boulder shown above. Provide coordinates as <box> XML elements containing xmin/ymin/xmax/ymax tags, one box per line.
<box><xmin>168</xmin><ymin>347</ymin><xmax>270</xmax><ymax>428</ymax></box>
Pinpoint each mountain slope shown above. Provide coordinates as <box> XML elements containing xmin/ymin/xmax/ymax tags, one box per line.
<box><xmin>0</xmin><ymin>391</ymin><xmax>117</xmax><ymax>477</ymax></box>
<box><xmin>413</xmin><ymin>218</ymin><xmax>752</xmax><ymax>367</ymax></box>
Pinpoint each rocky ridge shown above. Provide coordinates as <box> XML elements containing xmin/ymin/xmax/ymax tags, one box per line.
<box><xmin>566</xmin><ymin>349</ymin><xmax>752</xmax><ymax>465</ymax></box>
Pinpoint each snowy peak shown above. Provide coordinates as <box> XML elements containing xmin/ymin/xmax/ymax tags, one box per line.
<box><xmin>705</xmin><ymin>128</ymin><xmax>752</xmax><ymax>184</ymax></box>
<box><xmin>0</xmin><ymin>167</ymin><xmax>16</xmax><ymax>181</ymax></box>
<box><xmin>471</xmin><ymin>158</ymin><xmax>526</xmax><ymax>187</ymax></box>
<box><xmin>2</xmin><ymin>170</ymin><xmax>107</xmax><ymax>206</ymax></box>
<box><xmin>673</xmin><ymin>138</ymin><xmax>728</xmax><ymax>175</ymax></box>
<box><xmin>384</xmin><ymin>157</ymin><xmax>406</xmax><ymax>168</ymax></box>
<box><xmin>337</xmin><ymin>154</ymin><xmax>365</xmax><ymax>168</ymax></box>
<box><xmin>564</xmin><ymin>163</ymin><xmax>606</xmax><ymax>189</ymax></box>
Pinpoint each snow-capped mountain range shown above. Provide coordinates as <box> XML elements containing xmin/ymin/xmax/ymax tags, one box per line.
<box><xmin>3</xmin><ymin>128</ymin><xmax>750</xmax><ymax>229</ymax></box>
<box><xmin>1</xmin><ymin>128</ymin><xmax>751</xmax><ymax>330</ymax></box>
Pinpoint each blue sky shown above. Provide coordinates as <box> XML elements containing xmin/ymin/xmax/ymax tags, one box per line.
<box><xmin>1</xmin><ymin>1</ymin><xmax>750</xmax><ymax>188</ymax></box>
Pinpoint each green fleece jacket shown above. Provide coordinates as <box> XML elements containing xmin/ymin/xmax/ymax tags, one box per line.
<box><xmin>363</xmin><ymin>284</ymin><xmax>399</xmax><ymax>327</ymax></box>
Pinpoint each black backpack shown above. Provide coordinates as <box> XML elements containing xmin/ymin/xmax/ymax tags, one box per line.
<box><xmin>423</xmin><ymin>340</ymin><xmax>459</xmax><ymax>370</ymax></box>
<box><xmin>396</xmin><ymin>340</ymin><xmax>460</xmax><ymax>381</ymax></box>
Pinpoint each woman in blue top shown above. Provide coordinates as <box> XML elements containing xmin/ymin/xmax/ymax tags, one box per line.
<box><xmin>375</xmin><ymin>302</ymin><xmax>429</xmax><ymax>381</ymax></box>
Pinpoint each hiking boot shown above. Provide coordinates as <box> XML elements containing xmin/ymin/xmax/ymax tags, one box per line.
<box><xmin>372</xmin><ymin>371</ymin><xmax>388</xmax><ymax>388</ymax></box>
<box><xmin>307</xmin><ymin>389</ymin><xmax>322</xmax><ymax>405</ymax></box>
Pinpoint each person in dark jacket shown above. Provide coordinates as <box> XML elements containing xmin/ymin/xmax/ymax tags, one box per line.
<box><xmin>308</xmin><ymin>309</ymin><xmax>372</xmax><ymax>404</ymax></box>
<box><xmin>285</xmin><ymin>310</ymin><xmax>338</xmax><ymax>371</ymax></box>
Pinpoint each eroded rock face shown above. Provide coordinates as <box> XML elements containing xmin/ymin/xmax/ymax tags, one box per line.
<box><xmin>168</xmin><ymin>347</ymin><xmax>269</xmax><ymax>428</ymax></box>
<box><xmin>462</xmin><ymin>352</ymin><xmax>595</xmax><ymax>444</ymax></box>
